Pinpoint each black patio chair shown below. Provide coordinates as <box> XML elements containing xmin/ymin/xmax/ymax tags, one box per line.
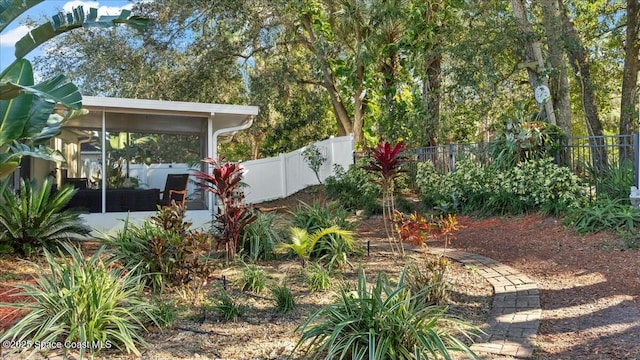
<box><xmin>159</xmin><ymin>173</ymin><xmax>189</xmax><ymax>207</ymax></box>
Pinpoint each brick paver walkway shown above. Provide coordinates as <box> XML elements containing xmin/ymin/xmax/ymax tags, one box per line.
<box><xmin>425</xmin><ymin>247</ymin><xmax>541</xmax><ymax>359</ymax></box>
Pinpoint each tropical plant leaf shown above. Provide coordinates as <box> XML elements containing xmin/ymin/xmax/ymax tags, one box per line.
<box><xmin>0</xmin><ymin>0</ymin><xmax>43</xmax><ymax>33</ymax></box>
<box><xmin>14</xmin><ymin>6</ymin><xmax>150</xmax><ymax>59</ymax></box>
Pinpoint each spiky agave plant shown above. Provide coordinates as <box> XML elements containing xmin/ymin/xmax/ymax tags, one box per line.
<box><xmin>0</xmin><ymin>178</ymin><xmax>90</xmax><ymax>256</ymax></box>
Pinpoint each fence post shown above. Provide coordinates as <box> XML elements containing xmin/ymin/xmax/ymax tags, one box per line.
<box><xmin>634</xmin><ymin>132</ymin><xmax>639</xmax><ymax>190</ymax></box>
<box><xmin>449</xmin><ymin>143</ymin><xmax>456</xmax><ymax>173</ymax></box>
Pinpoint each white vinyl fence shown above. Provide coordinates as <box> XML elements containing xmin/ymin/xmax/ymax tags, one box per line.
<box><xmin>241</xmin><ymin>135</ymin><xmax>355</xmax><ymax>204</ymax></box>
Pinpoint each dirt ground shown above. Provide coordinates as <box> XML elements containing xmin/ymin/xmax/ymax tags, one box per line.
<box><xmin>1</xmin><ymin>188</ymin><xmax>639</xmax><ymax>359</ymax></box>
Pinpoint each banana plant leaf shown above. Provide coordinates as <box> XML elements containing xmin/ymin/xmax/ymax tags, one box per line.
<box><xmin>0</xmin><ymin>0</ymin><xmax>43</xmax><ymax>33</ymax></box>
<box><xmin>14</xmin><ymin>6</ymin><xmax>150</xmax><ymax>59</ymax></box>
<box><xmin>0</xmin><ymin>142</ymin><xmax>64</xmax><ymax>178</ymax></box>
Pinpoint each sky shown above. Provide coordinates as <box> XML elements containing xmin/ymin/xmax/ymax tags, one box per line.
<box><xmin>0</xmin><ymin>0</ymin><xmax>134</xmax><ymax>71</ymax></box>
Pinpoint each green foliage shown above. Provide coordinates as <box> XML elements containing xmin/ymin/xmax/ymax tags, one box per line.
<box><xmin>272</xmin><ymin>283</ymin><xmax>296</xmax><ymax>314</ymax></box>
<box><xmin>584</xmin><ymin>160</ymin><xmax>634</xmax><ymax>201</ymax></box>
<box><xmin>100</xmin><ymin>204</ymin><xmax>214</xmax><ymax>292</ymax></box>
<box><xmin>302</xmin><ymin>144</ymin><xmax>327</xmax><ymax>184</ymax></box>
<box><xmin>488</xmin><ymin>104</ymin><xmax>566</xmax><ymax>170</ymax></box>
<box><xmin>294</xmin><ymin>267</ymin><xmax>479</xmax><ymax>360</ymax></box>
<box><xmin>214</xmin><ymin>290</ymin><xmax>245</xmax><ymax>322</ymax></box>
<box><xmin>280</xmin><ymin>226</ymin><xmax>358</xmax><ymax>269</ymax></box>
<box><xmin>304</xmin><ymin>262</ymin><xmax>332</xmax><ymax>292</ymax></box>
<box><xmin>0</xmin><ymin>178</ymin><xmax>90</xmax><ymax>256</ymax></box>
<box><xmin>290</xmin><ymin>200</ymin><xmax>354</xmax><ymax>233</ymax></box>
<box><xmin>237</xmin><ymin>264</ymin><xmax>268</xmax><ymax>293</ymax></box>
<box><xmin>565</xmin><ymin>198</ymin><xmax>640</xmax><ymax>233</ymax></box>
<box><xmin>240</xmin><ymin>209</ymin><xmax>284</xmax><ymax>262</ymax></box>
<box><xmin>405</xmin><ymin>257</ymin><xmax>452</xmax><ymax>306</ymax></box>
<box><xmin>416</xmin><ymin>158</ymin><xmax>587</xmax><ymax>216</ymax></box>
<box><xmin>324</xmin><ymin>161</ymin><xmax>382</xmax><ymax>214</ymax></box>
<box><xmin>0</xmin><ymin>243</ymin><xmax>160</xmax><ymax>358</ymax></box>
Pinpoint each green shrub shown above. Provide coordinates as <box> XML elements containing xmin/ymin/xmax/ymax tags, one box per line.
<box><xmin>405</xmin><ymin>257</ymin><xmax>452</xmax><ymax>306</ymax></box>
<box><xmin>0</xmin><ymin>178</ymin><xmax>90</xmax><ymax>256</ymax></box>
<box><xmin>214</xmin><ymin>290</ymin><xmax>245</xmax><ymax>321</ymax></box>
<box><xmin>100</xmin><ymin>204</ymin><xmax>214</xmax><ymax>292</ymax></box>
<box><xmin>237</xmin><ymin>264</ymin><xmax>268</xmax><ymax>293</ymax></box>
<box><xmin>324</xmin><ymin>162</ymin><xmax>382</xmax><ymax>214</ymax></box>
<box><xmin>0</xmin><ymin>243</ymin><xmax>160</xmax><ymax>358</ymax></box>
<box><xmin>294</xmin><ymin>267</ymin><xmax>479</xmax><ymax>360</ymax></box>
<box><xmin>241</xmin><ymin>209</ymin><xmax>284</xmax><ymax>261</ymax></box>
<box><xmin>304</xmin><ymin>262</ymin><xmax>331</xmax><ymax>292</ymax></box>
<box><xmin>565</xmin><ymin>198</ymin><xmax>640</xmax><ymax>233</ymax></box>
<box><xmin>272</xmin><ymin>283</ymin><xmax>296</xmax><ymax>313</ymax></box>
<box><xmin>280</xmin><ymin>226</ymin><xmax>359</xmax><ymax>269</ymax></box>
<box><xmin>290</xmin><ymin>200</ymin><xmax>354</xmax><ymax>233</ymax></box>
<box><xmin>416</xmin><ymin>158</ymin><xmax>587</xmax><ymax>216</ymax></box>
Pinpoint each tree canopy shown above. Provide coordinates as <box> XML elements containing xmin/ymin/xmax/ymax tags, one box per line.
<box><xmin>31</xmin><ymin>0</ymin><xmax>639</xmax><ymax>159</ymax></box>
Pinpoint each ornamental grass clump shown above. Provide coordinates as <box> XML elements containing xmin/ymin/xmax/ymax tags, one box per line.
<box><xmin>294</xmin><ymin>267</ymin><xmax>480</xmax><ymax>360</ymax></box>
<box><xmin>0</xmin><ymin>243</ymin><xmax>161</xmax><ymax>359</ymax></box>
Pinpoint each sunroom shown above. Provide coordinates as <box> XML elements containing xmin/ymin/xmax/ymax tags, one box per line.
<box><xmin>22</xmin><ymin>96</ymin><xmax>258</xmax><ymax>232</ymax></box>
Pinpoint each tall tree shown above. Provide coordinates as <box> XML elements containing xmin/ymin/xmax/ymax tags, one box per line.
<box><xmin>619</xmin><ymin>0</ymin><xmax>639</xmax><ymax>137</ymax></box>
<box><xmin>538</xmin><ymin>0</ymin><xmax>572</xmax><ymax>138</ymax></box>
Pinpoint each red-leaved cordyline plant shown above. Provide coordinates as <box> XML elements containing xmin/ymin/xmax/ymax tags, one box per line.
<box><xmin>194</xmin><ymin>157</ymin><xmax>256</xmax><ymax>262</ymax></box>
<box><xmin>363</xmin><ymin>141</ymin><xmax>408</xmax><ymax>256</ymax></box>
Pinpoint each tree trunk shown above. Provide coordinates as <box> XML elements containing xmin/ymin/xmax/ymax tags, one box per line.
<box><xmin>539</xmin><ymin>0</ymin><xmax>572</xmax><ymax>135</ymax></box>
<box><xmin>423</xmin><ymin>54</ymin><xmax>441</xmax><ymax>147</ymax></box>
<box><xmin>560</xmin><ymin>5</ymin><xmax>607</xmax><ymax>169</ymax></box>
<box><xmin>300</xmin><ymin>14</ymin><xmax>354</xmax><ymax>139</ymax></box>
<box><xmin>511</xmin><ymin>0</ymin><xmax>557</xmax><ymax>125</ymax></box>
<box><xmin>619</xmin><ymin>0</ymin><xmax>639</xmax><ymax>141</ymax></box>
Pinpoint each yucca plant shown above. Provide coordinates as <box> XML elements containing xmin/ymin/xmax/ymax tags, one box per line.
<box><xmin>294</xmin><ymin>267</ymin><xmax>480</xmax><ymax>360</ymax></box>
<box><xmin>272</xmin><ymin>283</ymin><xmax>296</xmax><ymax>313</ymax></box>
<box><xmin>0</xmin><ymin>178</ymin><xmax>90</xmax><ymax>256</ymax></box>
<box><xmin>0</xmin><ymin>243</ymin><xmax>160</xmax><ymax>359</ymax></box>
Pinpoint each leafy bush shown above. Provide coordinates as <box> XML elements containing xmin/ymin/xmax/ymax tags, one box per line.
<box><xmin>0</xmin><ymin>243</ymin><xmax>160</xmax><ymax>358</ymax></box>
<box><xmin>237</xmin><ymin>263</ymin><xmax>268</xmax><ymax>293</ymax></box>
<box><xmin>565</xmin><ymin>198</ymin><xmax>640</xmax><ymax>233</ymax></box>
<box><xmin>272</xmin><ymin>283</ymin><xmax>296</xmax><ymax>313</ymax></box>
<box><xmin>101</xmin><ymin>204</ymin><xmax>214</xmax><ymax>292</ymax></box>
<box><xmin>324</xmin><ymin>161</ymin><xmax>381</xmax><ymax>213</ymax></box>
<box><xmin>0</xmin><ymin>178</ymin><xmax>90</xmax><ymax>256</ymax></box>
<box><xmin>294</xmin><ymin>267</ymin><xmax>479</xmax><ymax>360</ymax></box>
<box><xmin>240</xmin><ymin>209</ymin><xmax>284</xmax><ymax>261</ymax></box>
<box><xmin>416</xmin><ymin>158</ymin><xmax>586</xmax><ymax>216</ymax></box>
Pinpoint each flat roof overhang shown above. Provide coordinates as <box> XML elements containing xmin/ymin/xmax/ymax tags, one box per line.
<box><xmin>60</xmin><ymin>96</ymin><xmax>259</xmax><ymax>134</ymax></box>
